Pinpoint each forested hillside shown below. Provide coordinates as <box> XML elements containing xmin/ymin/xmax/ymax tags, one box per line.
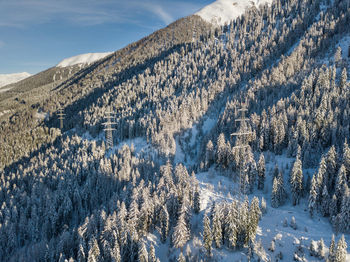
<box><xmin>1</xmin><ymin>0</ymin><xmax>350</xmax><ymax>261</ymax></box>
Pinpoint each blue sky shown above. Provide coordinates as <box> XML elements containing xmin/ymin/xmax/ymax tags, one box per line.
<box><xmin>0</xmin><ymin>0</ymin><xmax>213</xmax><ymax>74</ymax></box>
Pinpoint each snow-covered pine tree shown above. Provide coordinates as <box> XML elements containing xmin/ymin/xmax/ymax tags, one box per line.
<box><xmin>205</xmin><ymin>140</ymin><xmax>214</xmax><ymax>168</ymax></box>
<box><xmin>159</xmin><ymin>206</ymin><xmax>169</xmax><ymax>243</ymax></box>
<box><xmin>193</xmin><ymin>187</ymin><xmax>200</xmax><ymax>214</ymax></box>
<box><xmin>177</xmin><ymin>252</ymin><xmax>185</xmax><ymax>262</ymax></box>
<box><xmin>290</xmin><ymin>157</ymin><xmax>303</xmax><ymax>205</ymax></box>
<box><xmin>87</xmin><ymin>238</ymin><xmax>100</xmax><ymax>262</ymax></box>
<box><xmin>339</xmin><ymin>187</ymin><xmax>350</xmax><ymax>233</ymax></box>
<box><xmin>172</xmin><ymin>212</ymin><xmax>190</xmax><ymax>249</ymax></box>
<box><xmin>335</xmin><ymin>165</ymin><xmax>347</xmax><ymax>206</ymax></box>
<box><xmin>138</xmin><ymin>242</ymin><xmax>148</xmax><ymax>262</ymax></box>
<box><xmin>328</xmin><ymin>234</ymin><xmax>336</xmax><ymax>262</ymax></box>
<box><xmin>335</xmin><ymin>235</ymin><xmax>347</xmax><ymax>262</ymax></box>
<box><xmin>308</xmin><ymin>175</ymin><xmax>318</xmax><ymax>217</ymax></box>
<box><xmin>271</xmin><ymin>172</ymin><xmax>286</xmax><ymax>208</ymax></box>
<box><xmin>317</xmin><ymin>238</ymin><xmax>326</xmax><ymax>259</ymax></box>
<box><xmin>320</xmin><ymin>185</ymin><xmax>330</xmax><ymax>217</ymax></box>
<box><xmin>148</xmin><ymin>243</ymin><xmax>156</xmax><ymax>262</ymax></box>
<box><xmin>212</xmin><ymin>208</ymin><xmax>222</xmax><ymax>249</ymax></box>
<box><xmin>257</xmin><ymin>153</ymin><xmax>265</xmax><ymax>190</ymax></box>
<box><xmin>203</xmin><ymin>214</ymin><xmax>212</xmax><ymax>257</ymax></box>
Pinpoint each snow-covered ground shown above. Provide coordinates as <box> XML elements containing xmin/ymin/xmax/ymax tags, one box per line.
<box><xmin>0</xmin><ymin>72</ymin><xmax>31</xmax><ymax>88</ymax></box>
<box><xmin>196</xmin><ymin>0</ymin><xmax>273</xmax><ymax>26</ymax></box>
<box><xmin>192</xmin><ymin>152</ymin><xmax>350</xmax><ymax>261</ymax></box>
<box><xmin>56</xmin><ymin>52</ymin><xmax>113</xmax><ymax>68</ymax></box>
<box><xmin>337</xmin><ymin>35</ymin><xmax>350</xmax><ymax>60</ymax></box>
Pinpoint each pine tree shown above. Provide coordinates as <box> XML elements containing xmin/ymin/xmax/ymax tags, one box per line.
<box><xmin>111</xmin><ymin>240</ymin><xmax>121</xmax><ymax>262</ymax></box>
<box><xmin>336</xmin><ymin>165</ymin><xmax>347</xmax><ymax>204</ymax></box>
<box><xmin>212</xmin><ymin>209</ymin><xmax>222</xmax><ymax>249</ymax></box>
<box><xmin>160</xmin><ymin>206</ymin><xmax>169</xmax><ymax>243</ymax></box>
<box><xmin>326</xmin><ymin>146</ymin><xmax>337</xmax><ymax>190</ymax></box>
<box><xmin>335</xmin><ymin>235</ymin><xmax>347</xmax><ymax>262</ymax></box>
<box><xmin>339</xmin><ymin>187</ymin><xmax>350</xmax><ymax>232</ymax></box>
<box><xmin>257</xmin><ymin>154</ymin><xmax>265</xmax><ymax>190</ymax></box>
<box><xmin>317</xmin><ymin>238</ymin><xmax>326</xmax><ymax>259</ymax></box>
<box><xmin>172</xmin><ymin>213</ymin><xmax>190</xmax><ymax>249</ymax></box>
<box><xmin>329</xmin><ymin>194</ymin><xmax>338</xmax><ymax>219</ymax></box>
<box><xmin>308</xmin><ymin>175</ymin><xmax>318</xmax><ymax>217</ymax></box>
<box><xmin>193</xmin><ymin>187</ymin><xmax>200</xmax><ymax>214</ymax></box>
<box><xmin>290</xmin><ymin>157</ymin><xmax>303</xmax><ymax>205</ymax></box>
<box><xmin>343</xmin><ymin>140</ymin><xmax>350</xmax><ymax>177</ymax></box>
<box><xmin>138</xmin><ymin>242</ymin><xmax>148</xmax><ymax>262</ymax></box>
<box><xmin>320</xmin><ymin>185</ymin><xmax>330</xmax><ymax>217</ymax></box>
<box><xmin>328</xmin><ymin>235</ymin><xmax>336</xmax><ymax>262</ymax></box>
<box><xmin>88</xmin><ymin>238</ymin><xmax>100</xmax><ymax>262</ymax></box>
<box><xmin>148</xmin><ymin>243</ymin><xmax>156</xmax><ymax>262</ymax></box>
<box><xmin>290</xmin><ymin>216</ymin><xmax>297</xmax><ymax>230</ymax></box>
<box><xmin>271</xmin><ymin>173</ymin><xmax>286</xmax><ymax>208</ymax></box>
<box><xmin>177</xmin><ymin>252</ymin><xmax>185</xmax><ymax>262</ymax></box>
<box><xmin>248</xmin><ymin>197</ymin><xmax>261</xmax><ymax>243</ymax></box>
<box><xmin>205</xmin><ymin>140</ymin><xmax>214</xmax><ymax>168</ymax></box>
<box><xmin>203</xmin><ymin>214</ymin><xmax>212</xmax><ymax>257</ymax></box>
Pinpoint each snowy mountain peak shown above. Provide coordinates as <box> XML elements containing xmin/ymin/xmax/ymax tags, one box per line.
<box><xmin>0</xmin><ymin>72</ymin><xmax>31</xmax><ymax>88</ymax></box>
<box><xmin>196</xmin><ymin>0</ymin><xmax>273</xmax><ymax>26</ymax></box>
<box><xmin>56</xmin><ymin>52</ymin><xmax>113</xmax><ymax>68</ymax></box>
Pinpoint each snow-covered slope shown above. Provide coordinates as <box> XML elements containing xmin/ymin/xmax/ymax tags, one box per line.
<box><xmin>196</xmin><ymin>0</ymin><xmax>273</xmax><ymax>26</ymax></box>
<box><xmin>56</xmin><ymin>52</ymin><xmax>113</xmax><ymax>68</ymax></box>
<box><xmin>0</xmin><ymin>72</ymin><xmax>31</xmax><ymax>88</ymax></box>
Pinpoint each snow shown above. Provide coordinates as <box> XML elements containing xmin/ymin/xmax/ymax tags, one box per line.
<box><xmin>192</xmin><ymin>152</ymin><xmax>350</xmax><ymax>261</ymax></box>
<box><xmin>195</xmin><ymin>0</ymin><xmax>273</xmax><ymax>26</ymax></box>
<box><xmin>337</xmin><ymin>35</ymin><xmax>350</xmax><ymax>60</ymax></box>
<box><xmin>56</xmin><ymin>52</ymin><xmax>113</xmax><ymax>68</ymax></box>
<box><xmin>0</xmin><ymin>72</ymin><xmax>31</xmax><ymax>88</ymax></box>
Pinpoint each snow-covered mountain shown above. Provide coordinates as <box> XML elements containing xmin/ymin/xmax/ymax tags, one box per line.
<box><xmin>196</xmin><ymin>0</ymin><xmax>273</xmax><ymax>25</ymax></box>
<box><xmin>0</xmin><ymin>72</ymin><xmax>31</xmax><ymax>88</ymax></box>
<box><xmin>56</xmin><ymin>52</ymin><xmax>113</xmax><ymax>68</ymax></box>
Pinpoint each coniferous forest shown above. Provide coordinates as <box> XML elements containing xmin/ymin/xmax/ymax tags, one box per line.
<box><xmin>1</xmin><ymin>0</ymin><xmax>350</xmax><ymax>261</ymax></box>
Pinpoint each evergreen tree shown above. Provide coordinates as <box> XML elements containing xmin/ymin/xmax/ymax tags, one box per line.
<box><xmin>212</xmin><ymin>209</ymin><xmax>222</xmax><ymax>249</ymax></box>
<box><xmin>290</xmin><ymin>157</ymin><xmax>303</xmax><ymax>205</ymax></box>
<box><xmin>87</xmin><ymin>238</ymin><xmax>100</xmax><ymax>262</ymax></box>
<box><xmin>172</xmin><ymin>213</ymin><xmax>190</xmax><ymax>249</ymax></box>
<box><xmin>148</xmin><ymin>243</ymin><xmax>156</xmax><ymax>262</ymax></box>
<box><xmin>339</xmin><ymin>187</ymin><xmax>350</xmax><ymax>232</ymax></box>
<box><xmin>160</xmin><ymin>206</ymin><xmax>169</xmax><ymax>243</ymax></box>
<box><xmin>320</xmin><ymin>185</ymin><xmax>330</xmax><ymax>217</ymax></box>
<box><xmin>177</xmin><ymin>252</ymin><xmax>185</xmax><ymax>262</ymax></box>
<box><xmin>271</xmin><ymin>173</ymin><xmax>286</xmax><ymax>208</ymax></box>
<box><xmin>317</xmin><ymin>238</ymin><xmax>326</xmax><ymax>259</ymax></box>
<box><xmin>203</xmin><ymin>214</ymin><xmax>212</xmax><ymax>257</ymax></box>
<box><xmin>329</xmin><ymin>194</ymin><xmax>338</xmax><ymax>219</ymax></box>
<box><xmin>308</xmin><ymin>175</ymin><xmax>318</xmax><ymax>217</ymax></box>
<box><xmin>257</xmin><ymin>154</ymin><xmax>266</xmax><ymax>190</ymax></box>
<box><xmin>335</xmin><ymin>235</ymin><xmax>347</xmax><ymax>262</ymax></box>
<box><xmin>138</xmin><ymin>242</ymin><xmax>148</xmax><ymax>262</ymax></box>
<box><xmin>193</xmin><ymin>187</ymin><xmax>200</xmax><ymax>214</ymax></box>
<box><xmin>111</xmin><ymin>240</ymin><xmax>121</xmax><ymax>262</ymax></box>
<box><xmin>328</xmin><ymin>235</ymin><xmax>336</xmax><ymax>262</ymax></box>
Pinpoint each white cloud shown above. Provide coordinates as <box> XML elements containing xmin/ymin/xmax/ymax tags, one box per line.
<box><xmin>0</xmin><ymin>0</ymin><xmax>205</xmax><ymax>27</ymax></box>
<box><xmin>143</xmin><ymin>4</ymin><xmax>174</xmax><ymax>24</ymax></box>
